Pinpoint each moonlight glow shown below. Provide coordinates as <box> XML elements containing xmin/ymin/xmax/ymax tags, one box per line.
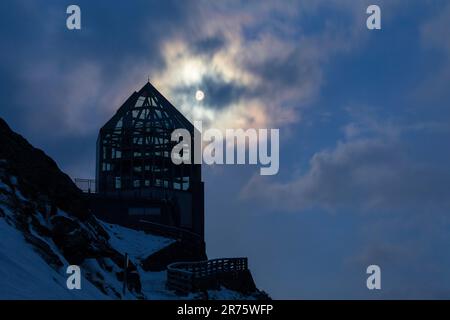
<box><xmin>195</xmin><ymin>90</ymin><xmax>205</xmax><ymax>101</ymax></box>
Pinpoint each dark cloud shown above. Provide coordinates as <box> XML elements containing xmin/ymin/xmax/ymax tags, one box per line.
<box><xmin>249</xmin><ymin>49</ymin><xmax>321</xmax><ymax>90</ymax></box>
<box><xmin>0</xmin><ymin>0</ymin><xmax>203</xmax><ymax>178</ymax></box>
<box><xmin>202</xmin><ymin>75</ymin><xmax>247</xmax><ymax>108</ymax></box>
<box><xmin>242</xmin><ymin>136</ymin><xmax>450</xmax><ymax>213</ymax></box>
<box><xmin>174</xmin><ymin>74</ymin><xmax>248</xmax><ymax>109</ymax></box>
<box><xmin>191</xmin><ymin>34</ymin><xmax>227</xmax><ymax>56</ymax></box>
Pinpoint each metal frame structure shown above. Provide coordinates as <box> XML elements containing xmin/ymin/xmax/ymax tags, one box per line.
<box><xmin>94</xmin><ymin>82</ymin><xmax>204</xmax><ymax>238</ymax></box>
<box><xmin>96</xmin><ymin>82</ymin><xmax>201</xmax><ymax>196</ymax></box>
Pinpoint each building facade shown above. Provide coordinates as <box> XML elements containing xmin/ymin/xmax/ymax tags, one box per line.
<box><xmin>89</xmin><ymin>82</ymin><xmax>204</xmax><ymax>240</ymax></box>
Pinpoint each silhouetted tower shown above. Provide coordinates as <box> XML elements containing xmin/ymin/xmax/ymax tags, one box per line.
<box><xmin>95</xmin><ymin>81</ymin><xmax>204</xmax><ymax>238</ymax></box>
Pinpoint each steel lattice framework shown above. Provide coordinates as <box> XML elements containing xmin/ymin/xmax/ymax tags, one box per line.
<box><xmin>96</xmin><ymin>82</ymin><xmax>201</xmax><ymax>196</ymax></box>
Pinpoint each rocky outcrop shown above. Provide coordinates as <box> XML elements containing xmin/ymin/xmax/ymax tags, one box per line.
<box><xmin>0</xmin><ymin>118</ymin><xmax>88</xmax><ymax>220</ymax></box>
<box><xmin>0</xmin><ymin>117</ymin><xmax>140</xmax><ymax>298</ymax></box>
<box><xmin>0</xmin><ymin>117</ymin><xmax>268</xmax><ymax>300</ymax></box>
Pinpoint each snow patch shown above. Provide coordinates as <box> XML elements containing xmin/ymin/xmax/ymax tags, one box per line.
<box><xmin>99</xmin><ymin>220</ymin><xmax>174</xmax><ymax>261</ymax></box>
<box><xmin>0</xmin><ymin>218</ymin><xmax>107</xmax><ymax>299</ymax></box>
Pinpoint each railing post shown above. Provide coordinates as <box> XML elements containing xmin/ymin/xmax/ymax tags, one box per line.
<box><xmin>122</xmin><ymin>253</ymin><xmax>129</xmax><ymax>297</ymax></box>
<box><xmin>167</xmin><ymin>257</ymin><xmax>250</xmax><ymax>294</ymax></box>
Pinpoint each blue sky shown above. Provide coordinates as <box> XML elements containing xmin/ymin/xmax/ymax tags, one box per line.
<box><xmin>1</xmin><ymin>0</ymin><xmax>450</xmax><ymax>299</ymax></box>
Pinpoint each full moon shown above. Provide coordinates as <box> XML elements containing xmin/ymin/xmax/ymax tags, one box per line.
<box><xmin>195</xmin><ymin>90</ymin><xmax>205</xmax><ymax>101</ymax></box>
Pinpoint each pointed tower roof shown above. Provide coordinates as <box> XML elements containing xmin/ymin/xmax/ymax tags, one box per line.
<box><xmin>101</xmin><ymin>81</ymin><xmax>193</xmax><ymax>132</ymax></box>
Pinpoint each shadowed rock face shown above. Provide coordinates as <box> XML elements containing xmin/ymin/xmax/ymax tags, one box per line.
<box><xmin>0</xmin><ymin>117</ymin><xmax>268</xmax><ymax>299</ymax></box>
<box><xmin>0</xmin><ymin>117</ymin><xmax>143</xmax><ymax>298</ymax></box>
<box><xmin>0</xmin><ymin>117</ymin><xmax>89</xmax><ymax>220</ymax></box>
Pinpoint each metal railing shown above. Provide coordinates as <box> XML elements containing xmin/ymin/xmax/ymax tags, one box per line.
<box><xmin>140</xmin><ymin>219</ymin><xmax>202</xmax><ymax>242</ymax></box>
<box><xmin>74</xmin><ymin>178</ymin><xmax>96</xmax><ymax>193</ymax></box>
<box><xmin>167</xmin><ymin>257</ymin><xmax>248</xmax><ymax>294</ymax></box>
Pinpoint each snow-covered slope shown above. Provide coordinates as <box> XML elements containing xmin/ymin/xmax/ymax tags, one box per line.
<box><xmin>0</xmin><ymin>215</ymin><xmax>106</xmax><ymax>299</ymax></box>
<box><xmin>0</xmin><ymin>116</ymin><xmax>178</xmax><ymax>299</ymax></box>
<box><xmin>97</xmin><ymin>221</ymin><xmax>179</xmax><ymax>299</ymax></box>
<box><xmin>0</xmin><ymin>117</ymin><xmax>268</xmax><ymax>300</ymax></box>
<box><xmin>0</xmin><ymin>168</ymin><xmax>176</xmax><ymax>299</ymax></box>
<box><xmin>0</xmin><ymin>176</ymin><xmax>257</xmax><ymax>300</ymax></box>
<box><xmin>99</xmin><ymin>221</ymin><xmax>174</xmax><ymax>261</ymax></box>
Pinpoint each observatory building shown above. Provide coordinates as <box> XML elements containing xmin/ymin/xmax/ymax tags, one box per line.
<box><xmin>82</xmin><ymin>82</ymin><xmax>204</xmax><ymax>241</ymax></box>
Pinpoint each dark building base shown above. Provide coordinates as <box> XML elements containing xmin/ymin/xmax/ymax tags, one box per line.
<box><xmin>83</xmin><ymin>192</ymin><xmax>206</xmax><ymax>263</ymax></box>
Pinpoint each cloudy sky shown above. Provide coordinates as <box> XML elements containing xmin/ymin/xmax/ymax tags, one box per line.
<box><xmin>1</xmin><ymin>0</ymin><xmax>450</xmax><ymax>299</ymax></box>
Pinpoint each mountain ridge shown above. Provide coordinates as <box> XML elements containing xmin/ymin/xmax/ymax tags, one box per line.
<box><xmin>0</xmin><ymin>117</ymin><xmax>266</xmax><ymax>300</ymax></box>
